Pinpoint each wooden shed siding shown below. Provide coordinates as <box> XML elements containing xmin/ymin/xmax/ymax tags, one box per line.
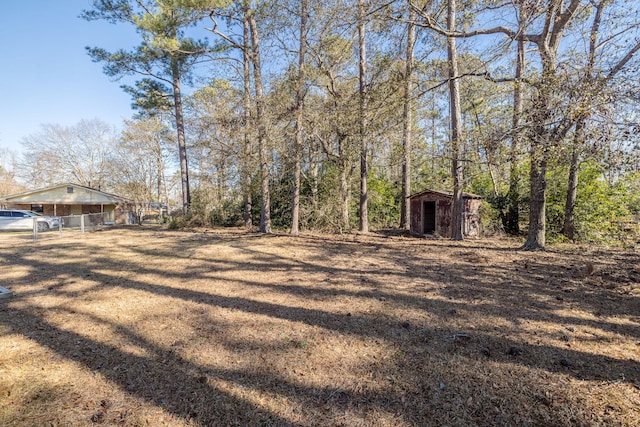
<box><xmin>409</xmin><ymin>190</ymin><xmax>482</xmax><ymax>237</ymax></box>
<box><xmin>410</xmin><ymin>199</ymin><xmax>422</xmax><ymax>233</ymax></box>
<box><xmin>438</xmin><ymin>199</ymin><xmax>452</xmax><ymax>236</ymax></box>
<box><xmin>463</xmin><ymin>199</ymin><xmax>482</xmax><ymax>237</ymax></box>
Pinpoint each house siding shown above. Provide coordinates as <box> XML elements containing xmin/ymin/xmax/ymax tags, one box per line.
<box><xmin>5</xmin><ymin>186</ymin><xmax>117</xmax><ymax>204</ymax></box>
<box><xmin>1</xmin><ymin>184</ymin><xmax>131</xmax><ymax>225</ymax></box>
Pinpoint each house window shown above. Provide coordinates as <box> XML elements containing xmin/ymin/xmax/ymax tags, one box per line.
<box><xmin>31</xmin><ymin>204</ymin><xmax>44</xmax><ymax>213</ymax></box>
<box><xmin>67</xmin><ymin>187</ymin><xmax>74</xmax><ymax>193</ymax></box>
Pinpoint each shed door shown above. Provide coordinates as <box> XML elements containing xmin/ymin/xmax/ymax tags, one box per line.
<box><xmin>423</xmin><ymin>201</ymin><xmax>436</xmax><ymax>233</ymax></box>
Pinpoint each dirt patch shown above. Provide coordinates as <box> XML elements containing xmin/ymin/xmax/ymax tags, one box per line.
<box><xmin>1</xmin><ymin>226</ymin><xmax>639</xmax><ymax>426</ymax></box>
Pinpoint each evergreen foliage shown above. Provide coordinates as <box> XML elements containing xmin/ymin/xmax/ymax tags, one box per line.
<box><xmin>13</xmin><ymin>0</ymin><xmax>640</xmax><ymax>246</ymax></box>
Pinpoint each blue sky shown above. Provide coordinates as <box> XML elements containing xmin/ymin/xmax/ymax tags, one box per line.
<box><xmin>0</xmin><ymin>1</ymin><xmax>141</xmax><ymax>153</ymax></box>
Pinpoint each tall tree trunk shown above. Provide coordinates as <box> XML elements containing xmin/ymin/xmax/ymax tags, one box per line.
<box><xmin>400</xmin><ymin>4</ymin><xmax>416</xmax><ymax>230</ymax></box>
<box><xmin>447</xmin><ymin>0</ymin><xmax>463</xmax><ymax>240</ymax></box>
<box><xmin>505</xmin><ymin>38</ymin><xmax>525</xmax><ymax>234</ymax></box>
<box><xmin>522</xmin><ymin>0</ymin><xmax>613</xmax><ymax>250</ymax></box>
<box><xmin>242</xmin><ymin>10</ymin><xmax>253</xmax><ymax>228</ymax></box>
<box><xmin>217</xmin><ymin>158</ymin><xmax>227</xmax><ymax>221</ymax></box>
<box><xmin>171</xmin><ymin>59</ymin><xmax>190</xmax><ymax>214</ymax></box>
<box><xmin>155</xmin><ymin>134</ymin><xmax>162</xmax><ymax>203</ymax></box>
<box><xmin>309</xmin><ymin>140</ymin><xmax>319</xmax><ymax>224</ymax></box>
<box><xmin>162</xmin><ymin>166</ymin><xmax>169</xmax><ymax>213</ymax></box>
<box><xmin>562</xmin><ymin>119</ymin><xmax>584</xmax><ymax>240</ymax></box>
<box><xmin>519</xmin><ymin>0</ymin><xmax>582</xmax><ymax>250</ymax></box>
<box><xmin>340</xmin><ymin>161</ymin><xmax>350</xmax><ymax>232</ymax></box>
<box><xmin>562</xmin><ymin>2</ymin><xmax>606</xmax><ymax>241</ymax></box>
<box><xmin>248</xmin><ymin>10</ymin><xmax>271</xmax><ymax>233</ymax></box>
<box><xmin>291</xmin><ymin>0</ymin><xmax>308</xmax><ymax>235</ymax></box>
<box><xmin>358</xmin><ymin>0</ymin><xmax>369</xmax><ymax>233</ymax></box>
<box><xmin>523</xmin><ymin>145</ymin><xmax>547</xmax><ymax>250</ymax></box>
<box><xmin>522</xmin><ymin>88</ymin><xmax>551</xmax><ymax>251</ymax></box>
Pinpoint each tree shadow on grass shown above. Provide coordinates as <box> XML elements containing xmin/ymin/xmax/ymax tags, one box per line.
<box><xmin>1</xmin><ymin>228</ymin><xmax>639</xmax><ymax>425</ymax></box>
<box><xmin>1</xmin><ymin>301</ymin><xmax>423</xmax><ymax>426</ymax></box>
<box><xmin>119</xmin><ymin>229</ymin><xmax>640</xmax><ymax>340</ymax></box>
<box><xmin>4</xmin><ymin>247</ymin><xmax>639</xmax><ymax>384</ymax></box>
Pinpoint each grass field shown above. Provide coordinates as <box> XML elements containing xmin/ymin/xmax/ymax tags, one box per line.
<box><xmin>0</xmin><ymin>226</ymin><xmax>639</xmax><ymax>426</ymax></box>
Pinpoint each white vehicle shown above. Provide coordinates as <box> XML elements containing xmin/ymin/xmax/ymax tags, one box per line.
<box><xmin>0</xmin><ymin>209</ymin><xmax>60</xmax><ymax>232</ymax></box>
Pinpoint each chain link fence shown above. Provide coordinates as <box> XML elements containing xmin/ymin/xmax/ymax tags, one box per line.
<box><xmin>29</xmin><ymin>212</ymin><xmax>114</xmax><ymax>242</ymax></box>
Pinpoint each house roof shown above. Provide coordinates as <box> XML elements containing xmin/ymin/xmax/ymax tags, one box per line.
<box><xmin>0</xmin><ymin>183</ymin><xmax>129</xmax><ymax>205</ymax></box>
<box><xmin>409</xmin><ymin>188</ymin><xmax>483</xmax><ymax>200</ymax></box>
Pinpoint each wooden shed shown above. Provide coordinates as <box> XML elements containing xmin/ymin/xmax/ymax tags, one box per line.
<box><xmin>0</xmin><ymin>183</ymin><xmax>132</xmax><ymax>224</ymax></box>
<box><xmin>409</xmin><ymin>189</ymin><xmax>482</xmax><ymax>237</ymax></box>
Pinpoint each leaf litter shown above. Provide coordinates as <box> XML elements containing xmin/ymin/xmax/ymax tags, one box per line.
<box><xmin>0</xmin><ymin>226</ymin><xmax>638</xmax><ymax>426</ymax></box>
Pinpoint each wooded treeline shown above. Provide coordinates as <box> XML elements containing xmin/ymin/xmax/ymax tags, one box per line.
<box><xmin>7</xmin><ymin>0</ymin><xmax>640</xmax><ymax>248</ymax></box>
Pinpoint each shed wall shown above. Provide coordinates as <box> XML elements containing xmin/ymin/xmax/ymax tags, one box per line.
<box><xmin>410</xmin><ymin>193</ymin><xmax>481</xmax><ymax>237</ymax></box>
<box><xmin>463</xmin><ymin>199</ymin><xmax>482</xmax><ymax>237</ymax></box>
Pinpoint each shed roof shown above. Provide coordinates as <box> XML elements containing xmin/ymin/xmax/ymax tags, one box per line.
<box><xmin>409</xmin><ymin>189</ymin><xmax>483</xmax><ymax>200</ymax></box>
<box><xmin>0</xmin><ymin>183</ymin><xmax>128</xmax><ymax>205</ymax></box>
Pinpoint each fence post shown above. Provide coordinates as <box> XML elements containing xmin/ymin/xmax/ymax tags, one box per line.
<box><xmin>33</xmin><ymin>217</ymin><xmax>38</xmax><ymax>242</ymax></box>
<box><xmin>81</xmin><ymin>214</ymin><xmax>85</xmax><ymax>233</ymax></box>
<box><xmin>59</xmin><ymin>219</ymin><xmax>62</xmax><ymax>238</ymax></box>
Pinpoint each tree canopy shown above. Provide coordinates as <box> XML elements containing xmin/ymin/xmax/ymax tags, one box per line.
<box><xmin>13</xmin><ymin>0</ymin><xmax>640</xmax><ymax>247</ymax></box>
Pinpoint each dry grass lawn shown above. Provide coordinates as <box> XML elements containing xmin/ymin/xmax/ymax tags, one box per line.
<box><xmin>0</xmin><ymin>226</ymin><xmax>639</xmax><ymax>426</ymax></box>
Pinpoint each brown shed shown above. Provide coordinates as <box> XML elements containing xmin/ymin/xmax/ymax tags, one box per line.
<box><xmin>410</xmin><ymin>189</ymin><xmax>482</xmax><ymax>237</ymax></box>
